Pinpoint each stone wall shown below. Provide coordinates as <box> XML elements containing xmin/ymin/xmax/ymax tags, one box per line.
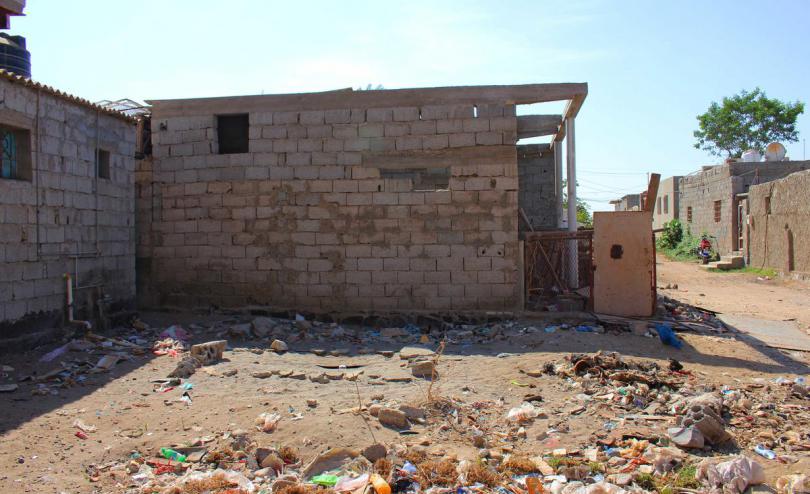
<box><xmin>0</xmin><ymin>78</ymin><xmax>137</xmax><ymax>326</ymax></box>
<box><xmin>141</xmin><ymin>99</ymin><xmax>522</xmax><ymax>312</ymax></box>
<box><xmin>517</xmin><ymin>144</ymin><xmax>557</xmax><ymax>232</ymax></box>
<box><xmin>748</xmin><ymin>169</ymin><xmax>810</xmax><ymax>274</ymax></box>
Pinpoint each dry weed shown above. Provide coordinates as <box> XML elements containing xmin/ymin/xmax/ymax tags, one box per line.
<box><xmin>278</xmin><ymin>445</ymin><xmax>300</xmax><ymax>464</ymax></box>
<box><xmin>276</xmin><ymin>485</ymin><xmax>335</xmax><ymax>494</ymax></box>
<box><xmin>374</xmin><ymin>457</ymin><xmax>393</xmax><ymax>478</ymax></box>
<box><xmin>415</xmin><ymin>458</ymin><xmax>458</xmax><ymax>486</ymax></box>
<box><xmin>498</xmin><ymin>455</ymin><xmax>538</xmax><ymax>475</ymax></box>
<box><xmin>401</xmin><ymin>448</ymin><xmax>428</xmax><ymax>465</ymax></box>
<box><xmin>466</xmin><ymin>462</ymin><xmax>502</xmax><ymax>486</ymax></box>
<box><xmin>171</xmin><ymin>472</ymin><xmax>242</xmax><ymax>494</ymax></box>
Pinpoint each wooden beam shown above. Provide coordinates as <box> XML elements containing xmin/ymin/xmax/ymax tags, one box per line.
<box><xmin>361</xmin><ymin>145</ymin><xmax>516</xmax><ymax>170</ymax></box>
<box><xmin>148</xmin><ymin>83</ymin><xmax>588</xmax><ymax>118</ymax></box>
<box><xmin>517</xmin><ymin>115</ymin><xmax>562</xmax><ymax>138</ymax></box>
<box><xmin>643</xmin><ymin>173</ymin><xmax>661</xmax><ymax>213</ymax></box>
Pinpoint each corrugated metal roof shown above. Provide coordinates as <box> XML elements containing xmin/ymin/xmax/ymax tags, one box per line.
<box><xmin>0</xmin><ymin>69</ymin><xmax>137</xmax><ymax>123</ymax></box>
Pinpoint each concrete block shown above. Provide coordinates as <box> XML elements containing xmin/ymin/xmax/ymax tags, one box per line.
<box><xmin>476</xmin><ymin>132</ymin><xmax>503</xmax><ymax>146</ymax></box>
<box><xmin>366</xmin><ymin>108</ymin><xmax>393</xmax><ymax>122</ymax></box>
<box><xmin>333</xmin><ymin>124</ymin><xmax>358</xmax><ymax>139</ymax></box>
<box><xmin>359</xmin><ymin>123</ymin><xmax>384</xmax><ymax>138</ymax></box>
<box><xmin>396</xmin><ymin>136</ymin><xmax>422</xmax><ymax>151</ymax></box>
<box><xmin>325</xmin><ymin>109</ymin><xmax>351</xmax><ymax>124</ymax></box>
<box><xmin>299</xmin><ymin>110</ymin><xmax>325</xmax><ymax>125</ymax></box>
<box><xmin>448</xmin><ymin>133</ymin><xmax>475</xmax><ymax>148</ymax></box>
<box><xmin>393</xmin><ymin>107</ymin><xmax>420</xmax><ymax>121</ymax></box>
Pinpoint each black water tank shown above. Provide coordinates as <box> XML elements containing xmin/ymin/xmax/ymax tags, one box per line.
<box><xmin>0</xmin><ymin>34</ymin><xmax>30</xmax><ymax>78</ymax></box>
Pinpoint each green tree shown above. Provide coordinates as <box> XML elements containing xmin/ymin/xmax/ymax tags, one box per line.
<box><xmin>694</xmin><ymin>88</ymin><xmax>804</xmax><ymax>158</ymax></box>
<box><xmin>561</xmin><ymin>179</ymin><xmax>592</xmax><ymax>228</ymax></box>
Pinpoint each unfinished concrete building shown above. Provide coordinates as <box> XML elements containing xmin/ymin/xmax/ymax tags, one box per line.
<box><xmin>0</xmin><ymin>71</ymin><xmax>137</xmax><ymax>329</ymax></box>
<box><xmin>678</xmin><ymin>161</ymin><xmax>810</xmax><ymax>256</ymax></box>
<box><xmin>136</xmin><ymin>84</ymin><xmax>587</xmax><ymax>313</ymax></box>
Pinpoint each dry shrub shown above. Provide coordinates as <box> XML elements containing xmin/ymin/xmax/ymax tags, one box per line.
<box><xmin>205</xmin><ymin>447</ymin><xmax>236</xmax><ymax>464</ymax></box>
<box><xmin>276</xmin><ymin>485</ymin><xmax>335</xmax><ymax>494</ymax></box>
<box><xmin>374</xmin><ymin>457</ymin><xmax>393</xmax><ymax>478</ymax></box>
<box><xmin>416</xmin><ymin>459</ymin><xmax>458</xmax><ymax>486</ymax></box>
<box><xmin>402</xmin><ymin>448</ymin><xmax>428</xmax><ymax>465</ymax></box>
<box><xmin>498</xmin><ymin>455</ymin><xmax>538</xmax><ymax>475</ymax></box>
<box><xmin>466</xmin><ymin>463</ymin><xmax>501</xmax><ymax>487</ymax></box>
<box><xmin>175</xmin><ymin>472</ymin><xmax>239</xmax><ymax>494</ymax></box>
<box><xmin>279</xmin><ymin>445</ymin><xmax>300</xmax><ymax>464</ymax></box>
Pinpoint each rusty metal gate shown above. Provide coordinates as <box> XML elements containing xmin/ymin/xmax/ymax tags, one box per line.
<box><xmin>524</xmin><ymin>230</ymin><xmax>594</xmax><ymax>310</ymax></box>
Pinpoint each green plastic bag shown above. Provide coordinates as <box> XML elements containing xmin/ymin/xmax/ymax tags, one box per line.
<box><xmin>311</xmin><ymin>474</ymin><xmax>339</xmax><ymax>487</ymax></box>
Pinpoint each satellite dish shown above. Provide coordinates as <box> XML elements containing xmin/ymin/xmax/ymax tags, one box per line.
<box><xmin>764</xmin><ymin>142</ymin><xmax>786</xmax><ymax>161</ymax></box>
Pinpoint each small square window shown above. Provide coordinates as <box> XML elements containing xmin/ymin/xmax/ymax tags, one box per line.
<box><xmin>714</xmin><ymin>200</ymin><xmax>722</xmax><ymax>222</ymax></box>
<box><xmin>0</xmin><ymin>124</ymin><xmax>32</xmax><ymax>181</ymax></box>
<box><xmin>96</xmin><ymin>149</ymin><xmax>110</xmax><ymax>179</ymax></box>
<box><xmin>217</xmin><ymin>114</ymin><xmax>249</xmax><ymax>154</ymax></box>
<box><xmin>687</xmin><ymin>206</ymin><xmax>692</xmax><ymax>223</ymax></box>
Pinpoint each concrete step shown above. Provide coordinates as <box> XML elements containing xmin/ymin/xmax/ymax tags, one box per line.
<box><xmin>719</xmin><ymin>255</ymin><xmax>745</xmax><ymax>269</ymax></box>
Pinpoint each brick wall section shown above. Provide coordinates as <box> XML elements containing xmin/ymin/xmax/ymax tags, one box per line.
<box><xmin>143</xmin><ymin>102</ymin><xmax>521</xmax><ymax>311</ymax></box>
<box><xmin>748</xmin><ymin>169</ymin><xmax>810</xmax><ymax>273</ymax></box>
<box><xmin>517</xmin><ymin>145</ymin><xmax>557</xmax><ymax>231</ymax></box>
<box><xmin>0</xmin><ymin>78</ymin><xmax>137</xmax><ymax>324</ymax></box>
<box><xmin>679</xmin><ymin>162</ymin><xmax>810</xmax><ymax>255</ymax></box>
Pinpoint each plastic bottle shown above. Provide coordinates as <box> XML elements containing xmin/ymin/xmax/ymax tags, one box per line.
<box><xmin>369</xmin><ymin>473</ymin><xmax>391</xmax><ymax>494</ymax></box>
<box><xmin>160</xmin><ymin>448</ymin><xmax>187</xmax><ymax>462</ymax></box>
<box><xmin>753</xmin><ymin>444</ymin><xmax>776</xmax><ymax>460</ymax></box>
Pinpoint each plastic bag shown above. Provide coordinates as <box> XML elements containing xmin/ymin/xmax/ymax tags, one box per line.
<box><xmin>776</xmin><ymin>474</ymin><xmax>810</xmax><ymax>493</ymax></box>
<box><xmin>697</xmin><ymin>456</ymin><xmax>765</xmax><ymax>494</ymax></box>
<box><xmin>334</xmin><ymin>473</ymin><xmax>369</xmax><ymax>492</ymax></box>
<box><xmin>655</xmin><ymin>323</ymin><xmax>683</xmax><ymax>349</ymax></box>
<box><xmin>506</xmin><ymin>402</ymin><xmax>542</xmax><ymax>422</ymax></box>
<box><xmin>255</xmin><ymin>412</ymin><xmax>281</xmax><ymax>432</ymax></box>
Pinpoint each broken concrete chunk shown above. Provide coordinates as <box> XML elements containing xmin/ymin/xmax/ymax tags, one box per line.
<box><xmin>399</xmin><ymin>405</ymin><xmax>426</xmax><ymax>421</ymax></box>
<box><xmin>309</xmin><ymin>373</ymin><xmax>330</xmax><ymax>384</ymax></box>
<box><xmin>190</xmin><ymin>340</ymin><xmax>227</xmax><ymax>365</ymax></box>
<box><xmin>301</xmin><ymin>447</ymin><xmax>359</xmax><ymax>479</ymax></box>
<box><xmin>270</xmin><ymin>340</ymin><xmax>288</xmax><ymax>353</ymax></box>
<box><xmin>410</xmin><ymin>360</ymin><xmax>436</xmax><ymax>378</ymax></box>
<box><xmin>251</xmin><ymin>317</ymin><xmax>275</xmax><ymax>337</ymax></box>
<box><xmin>399</xmin><ymin>346</ymin><xmax>435</xmax><ymax>360</ymax></box>
<box><xmin>251</xmin><ymin>371</ymin><xmax>274</xmax><ymax>379</ymax></box>
<box><xmin>378</xmin><ymin>407</ymin><xmax>409</xmax><ymax>429</ymax></box>
<box><xmin>668</xmin><ymin>426</ymin><xmax>705</xmax><ymax>449</ymax></box>
<box><xmin>168</xmin><ymin>356</ymin><xmax>199</xmax><ymax>378</ymax></box>
<box><xmin>361</xmin><ymin>443</ymin><xmax>387</xmax><ymax>463</ymax></box>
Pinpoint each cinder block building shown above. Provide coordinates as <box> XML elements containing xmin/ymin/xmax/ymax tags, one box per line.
<box><xmin>678</xmin><ymin>161</ymin><xmax>810</xmax><ymax>256</ymax></box>
<box><xmin>137</xmin><ymin>84</ymin><xmax>586</xmax><ymax>312</ymax></box>
<box><xmin>610</xmin><ymin>193</ymin><xmax>640</xmax><ymax>212</ymax></box>
<box><xmin>0</xmin><ymin>71</ymin><xmax>137</xmax><ymax>327</ymax></box>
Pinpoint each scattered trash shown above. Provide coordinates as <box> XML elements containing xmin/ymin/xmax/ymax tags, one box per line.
<box><xmin>654</xmin><ymin>323</ymin><xmax>683</xmax><ymax>349</ymax></box>
<box><xmin>255</xmin><ymin>412</ymin><xmax>281</xmax><ymax>432</ymax></box>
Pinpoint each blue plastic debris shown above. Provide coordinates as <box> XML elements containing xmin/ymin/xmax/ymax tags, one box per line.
<box><xmin>655</xmin><ymin>323</ymin><xmax>683</xmax><ymax>349</ymax></box>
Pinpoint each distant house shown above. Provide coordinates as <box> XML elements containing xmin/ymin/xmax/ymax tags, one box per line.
<box><xmin>609</xmin><ymin>193</ymin><xmax>640</xmax><ymax>212</ymax></box>
<box><xmin>652</xmin><ymin>176</ymin><xmax>680</xmax><ymax>230</ymax></box>
<box><xmin>678</xmin><ymin>161</ymin><xmax>810</xmax><ymax>256</ymax></box>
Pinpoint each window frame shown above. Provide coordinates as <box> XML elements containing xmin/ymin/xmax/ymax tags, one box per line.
<box><xmin>96</xmin><ymin>148</ymin><xmax>111</xmax><ymax>180</ymax></box>
<box><xmin>713</xmin><ymin>200</ymin><xmax>722</xmax><ymax>223</ymax></box>
<box><xmin>0</xmin><ymin>124</ymin><xmax>32</xmax><ymax>181</ymax></box>
<box><xmin>216</xmin><ymin>113</ymin><xmax>250</xmax><ymax>155</ymax></box>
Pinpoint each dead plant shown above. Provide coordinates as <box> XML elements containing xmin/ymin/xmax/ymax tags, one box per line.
<box><xmin>466</xmin><ymin>462</ymin><xmax>502</xmax><ymax>487</ymax></box>
<box><xmin>498</xmin><ymin>455</ymin><xmax>538</xmax><ymax>475</ymax></box>
<box><xmin>425</xmin><ymin>340</ymin><xmax>446</xmax><ymax>404</ymax></box>
<box><xmin>374</xmin><ymin>457</ymin><xmax>393</xmax><ymax>479</ymax></box>
<box><xmin>277</xmin><ymin>485</ymin><xmax>335</xmax><ymax>494</ymax></box>
<box><xmin>401</xmin><ymin>448</ymin><xmax>428</xmax><ymax>465</ymax></box>
<box><xmin>415</xmin><ymin>458</ymin><xmax>458</xmax><ymax>486</ymax></box>
<box><xmin>171</xmin><ymin>472</ymin><xmax>240</xmax><ymax>494</ymax></box>
<box><xmin>278</xmin><ymin>445</ymin><xmax>300</xmax><ymax>464</ymax></box>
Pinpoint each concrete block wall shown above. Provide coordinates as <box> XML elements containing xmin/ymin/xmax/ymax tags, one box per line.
<box><xmin>142</xmin><ymin>101</ymin><xmax>521</xmax><ymax>312</ymax></box>
<box><xmin>748</xmin><ymin>169</ymin><xmax>810</xmax><ymax>273</ymax></box>
<box><xmin>517</xmin><ymin>145</ymin><xmax>557</xmax><ymax>231</ymax></box>
<box><xmin>652</xmin><ymin>176</ymin><xmax>680</xmax><ymax>230</ymax></box>
<box><xmin>679</xmin><ymin>161</ymin><xmax>810</xmax><ymax>255</ymax></box>
<box><xmin>0</xmin><ymin>78</ymin><xmax>136</xmax><ymax>325</ymax></box>
<box><xmin>678</xmin><ymin>165</ymin><xmax>735</xmax><ymax>254</ymax></box>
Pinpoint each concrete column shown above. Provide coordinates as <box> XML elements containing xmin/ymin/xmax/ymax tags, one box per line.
<box><xmin>554</xmin><ymin>140</ymin><xmax>564</xmax><ymax>228</ymax></box>
<box><xmin>565</xmin><ymin>117</ymin><xmax>579</xmax><ymax>288</ymax></box>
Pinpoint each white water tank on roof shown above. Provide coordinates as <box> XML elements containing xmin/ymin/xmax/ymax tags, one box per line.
<box><xmin>741</xmin><ymin>149</ymin><xmax>762</xmax><ymax>162</ymax></box>
<box><xmin>764</xmin><ymin>142</ymin><xmax>786</xmax><ymax>161</ymax></box>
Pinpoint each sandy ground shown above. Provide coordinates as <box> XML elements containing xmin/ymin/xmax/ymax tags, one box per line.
<box><xmin>0</xmin><ymin>258</ymin><xmax>807</xmax><ymax>493</ymax></box>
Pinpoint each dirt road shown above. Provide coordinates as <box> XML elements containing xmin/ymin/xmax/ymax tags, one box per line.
<box><xmin>656</xmin><ymin>255</ymin><xmax>810</xmax><ymax>332</ymax></box>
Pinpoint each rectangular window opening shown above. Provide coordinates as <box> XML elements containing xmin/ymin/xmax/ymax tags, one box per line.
<box><xmin>656</xmin><ymin>197</ymin><xmax>661</xmax><ymax>215</ymax></box>
<box><xmin>713</xmin><ymin>200</ymin><xmax>722</xmax><ymax>222</ymax></box>
<box><xmin>663</xmin><ymin>195</ymin><xmax>669</xmax><ymax>214</ymax></box>
<box><xmin>765</xmin><ymin>196</ymin><xmax>771</xmax><ymax>214</ymax></box>
<box><xmin>687</xmin><ymin>206</ymin><xmax>692</xmax><ymax>223</ymax></box>
<box><xmin>379</xmin><ymin>167</ymin><xmax>450</xmax><ymax>191</ymax></box>
<box><xmin>0</xmin><ymin>124</ymin><xmax>31</xmax><ymax>181</ymax></box>
<box><xmin>217</xmin><ymin>114</ymin><xmax>249</xmax><ymax>154</ymax></box>
<box><xmin>96</xmin><ymin>149</ymin><xmax>110</xmax><ymax>179</ymax></box>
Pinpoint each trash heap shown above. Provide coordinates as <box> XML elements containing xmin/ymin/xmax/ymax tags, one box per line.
<box><xmin>656</xmin><ymin>295</ymin><xmax>727</xmax><ymax>332</ymax></box>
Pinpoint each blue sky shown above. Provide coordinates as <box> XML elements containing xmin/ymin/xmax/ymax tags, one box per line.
<box><xmin>13</xmin><ymin>1</ymin><xmax>810</xmax><ymax>211</ymax></box>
